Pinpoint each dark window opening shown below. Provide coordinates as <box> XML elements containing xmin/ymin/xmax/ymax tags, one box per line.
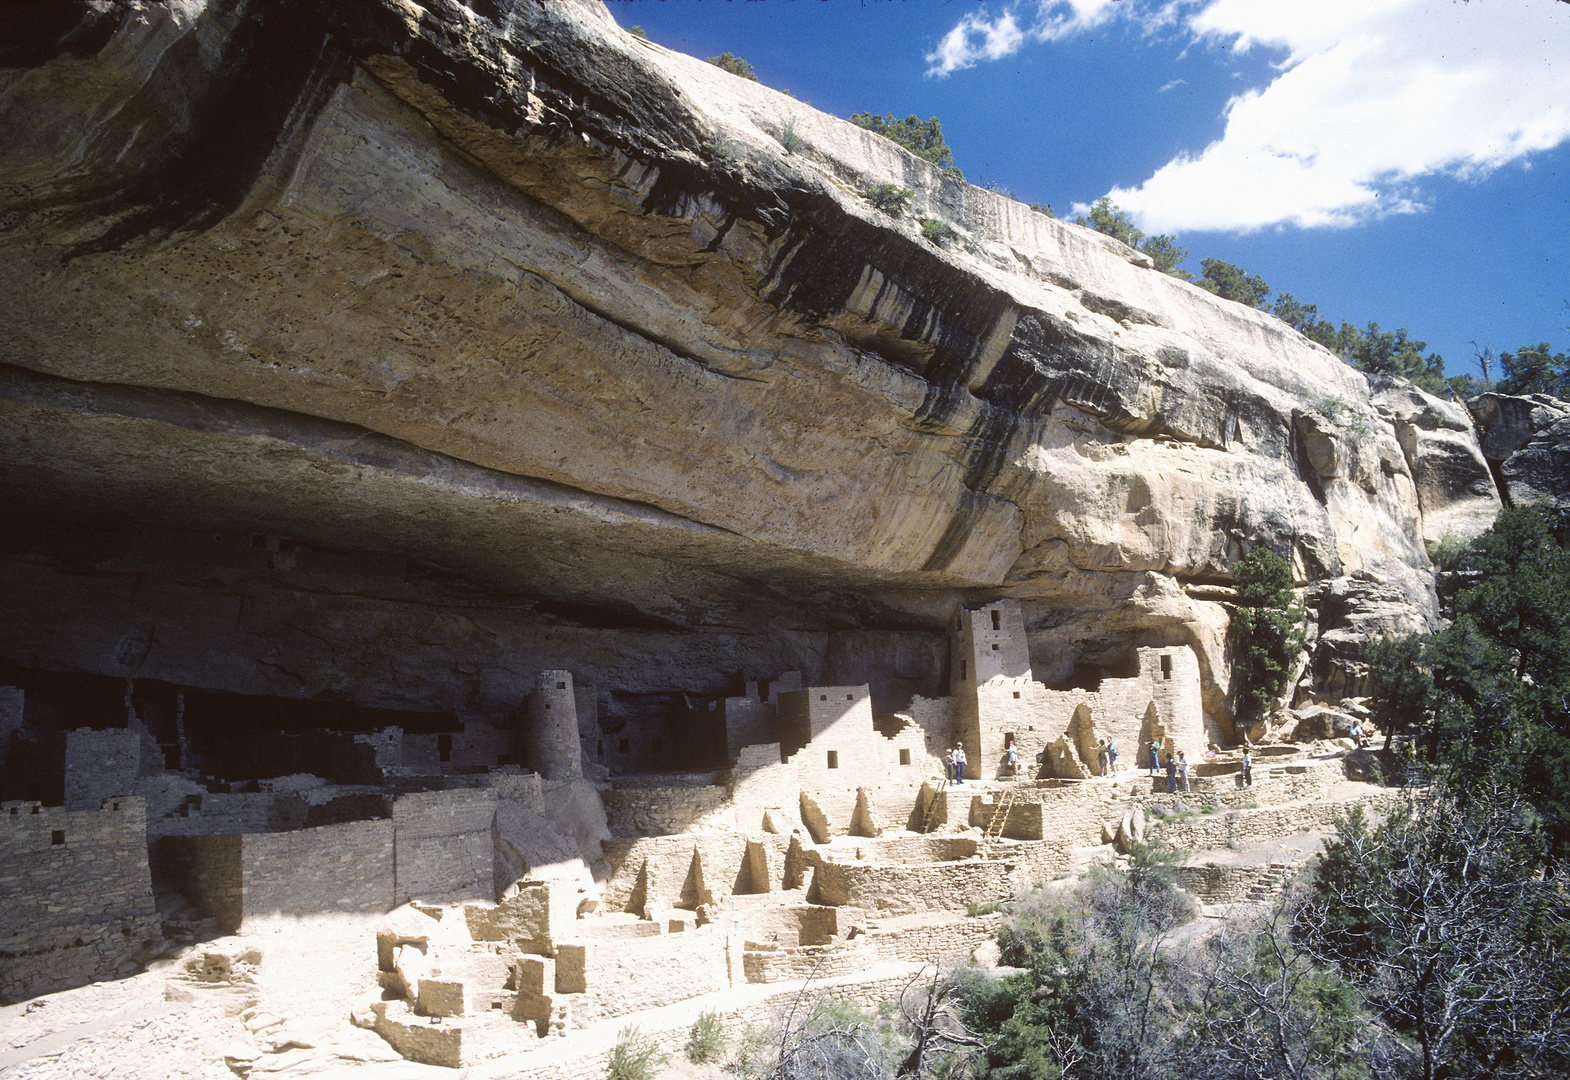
<box><xmin>759</xmin><ymin>680</ymin><xmax>770</xmax><ymax>701</ymax></box>
<box><xmin>846</xmin><ymin>693</ymin><xmax>854</xmax><ymax>700</ymax></box>
<box><xmin>1160</xmin><ymin>655</ymin><xmax>1172</xmax><ymax>681</ymax></box>
<box><xmin>826</xmin><ymin>751</ymin><xmax>839</xmax><ymax>769</ymax></box>
<box><xmin>991</xmin><ymin>609</ymin><xmax>1001</xmax><ymax>631</ymax></box>
<box><xmin>556</xmin><ymin>681</ymin><xmax>567</xmax><ymax>690</ymax></box>
<box><xmin>1013</xmin><ymin>691</ymin><xmax>1021</xmax><ymax>699</ymax></box>
<box><xmin>51</xmin><ymin>830</ymin><xmax>64</xmax><ymax>845</ymax></box>
<box><xmin>819</xmin><ymin>694</ymin><xmax>827</xmax><ymax>701</ymax></box>
<box><xmin>899</xmin><ymin>749</ymin><xmax>911</xmax><ymax>766</ymax></box>
<box><xmin>991</xmin><ymin>643</ymin><xmax>1000</xmax><ymax>651</ymax></box>
<box><xmin>618</xmin><ymin>738</ymin><xmax>630</xmax><ymax>753</ymax></box>
<box><xmin>437</xmin><ymin>733</ymin><xmax>452</xmax><ymax>763</ymax></box>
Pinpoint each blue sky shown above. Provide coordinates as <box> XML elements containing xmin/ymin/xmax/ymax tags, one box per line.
<box><xmin>608</xmin><ymin>0</ymin><xmax>1570</xmax><ymax>380</ymax></box>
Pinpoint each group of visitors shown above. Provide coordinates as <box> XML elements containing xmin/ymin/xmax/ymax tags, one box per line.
<box><xmin>1161</xmin><ymin>750</ymin><xmax>1190</xmax><ymax>793</ymax></box>
<box><xmin>944</xmin><ymin>744</ymin><xmax>968</xmax><ymax>783</ymax></box>
<box><xmin>1096</xmin><ymin>737</ymin><xmax>1120</xmax><ymax>776</ymax></box>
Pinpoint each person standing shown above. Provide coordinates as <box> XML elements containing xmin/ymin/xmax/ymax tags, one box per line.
<box><xmin>1148</xmin><ymin>740</ymin><xmax>1161</xmax><ymax>776</ymax></box>
<box><xmin>1107</xmin><ymin>739</ymin><xmax>1118</xmax><ymax>775</ymax></box>
<box><xmin>1164</xmin><ymin>752</ymin><xmax>1177</xmax><ymax>793</ymax></box>
<box><xmin>955</xmin><ymin>745</ymin><xmax>967</xmax><ymax>783</ymax></box>
<box><xmin>1006</xmin><ymin>739</ymin><xmax>1018</xmax><ymax>776</ymax></box>
<box><xmin>1098</xmin><ymin>739</ymin><xmax>1110</xmax><ymax>777</ymax></box>
<box><xmin>1177</xmin><ymin>751</ymin><xmax>1190</xmax><ymax>792</ymax></box>
<box><xmin>1241</xmin><ymin>747</ymin><xmax>1253</xmax><ymax>787</ymax></box>
<box><xmin>944</xmin><ymin>747</ymin><xmax>955</xmax><ymax>783</ymax></box>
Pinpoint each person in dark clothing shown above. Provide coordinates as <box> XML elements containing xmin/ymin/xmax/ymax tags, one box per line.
<box><xmin>1164</xmin><ymin>752</ymin><xmax>1177</xmax><ymax>793</ymax></box>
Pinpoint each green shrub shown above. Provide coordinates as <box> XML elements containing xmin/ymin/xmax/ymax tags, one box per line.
<box><xmin>705</xmin><ymin>131</ymin><xmax>741</xmax><ymax>163</ymax></box>
<box><xmin>704</xmin><ymin>52</ymin><xmax>758</xmax><ymax>81</ymax></box>
<box><xmin>607</xmin><ymin>1026</ymin><xmax>664</xmax><ymax>1080</ymax></box>
<box><xmin>919</xmin><ymin>217</ymin><xmax>955</xmax><ymax>245</ymax></box>
<box><xmin>777</xmin><ymin>118</ymin><xmax>806</xmax><ymax>154</ymax></box>
<box><xmin>685</xmin><ymin>1010</ymin><xmax>726</xmax><ymax>1064</ymax></box>
<box><xmin>966</xmin><ymin>900</ymin><xmax>1002</xmax><ymax>917</ymax></box>
<box><xmin>865</xmin><ymin>182</ymin><xmax>913</xmax><ymax>218</ymax></box>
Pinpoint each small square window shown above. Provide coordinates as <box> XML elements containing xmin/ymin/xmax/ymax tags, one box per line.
<box><xmin>826</xmin><ymin>751</ymin><xmax>839</xmax><ymax>769</ymax></box>
<box><xmin>51</xmin><ymin>830</ymin><xmax>64</xmax><ymax>845</ymax></box>
<box><xmin>992</xmin><ymin>643</ymin><xmax>1000</xmax><ymax>651</ymax></box>
<box><xmin>557</xmin><ymin>681</ymin><xmax>567</xmax><ymax>689</ymax></box>
<box><xmin>820</xmin><ymin>694</ymin><xmax>827</xmax><ymax>701</ymax></box>
<box><xmin>846</xmin><ymin>694</ymin><xmax>854</xmax><ymax>700</ymax></box>
<box><xmin>618</xmin><ymin>739</ymin><xmax>630</xmax><ymax>753</ymax></box>
<box><xmin>899</xmin><ymin>749</ymin><xmax>911</xmax><ymax>766</ymax></box>
<box><xmin>1013</xmin><ymin>691</ymin><xmax>1021</xmax><ymax>699</ymax></box>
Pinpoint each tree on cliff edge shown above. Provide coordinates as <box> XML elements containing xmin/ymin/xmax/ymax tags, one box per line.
<box><xmin>1229</xmin><ymin>548</ymin><xmax>1306</xmax><ymax>726</ymax></box>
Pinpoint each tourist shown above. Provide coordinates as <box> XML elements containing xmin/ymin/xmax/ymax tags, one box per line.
<box><xmin>1241</xmin><ymin>747</ymin><xmax>1253</xmax><ymax>787</ymax></box>
<box><xmin>1350</xmin><ymin>718</ymin><xmax>1365</xmax><ymax>748</ymax></box>
<box><xmin>1177</xmin><ymin>751</ymin><xmax>1189</xmax><ymax>792</ymax></box>
<box><xmin>944</xmin><ymin>747</ymin><xmax>955</xmax><ymax>783</ymax></box>
<box><xmin>1164</xmin><ymin>752</ymin><xmax>1177</xmax><ymax>793</ymax></box>
<box><xmin>1107</xmin><ymin>739</ymin><xmax>1118</xmax><ymax>774</ymax></box>
<box><xmin>1148</xmin><ymin>739</ymin><xmax>1161</xmax><ymax>776</ymax></box>
<box><xmin>1006</xmin><ymin>739</ymin><xmax>1018</xmax><ymax>776</ymax></box>
<box><xmin>954</xmin><ymin>745</ymin><xmax>966</xmax><ymax>783</ymax></box>
<box><xmin>1098</xmin><ymin>738</ymin><xmax>1109</xmax><ymax>777</ymax></box>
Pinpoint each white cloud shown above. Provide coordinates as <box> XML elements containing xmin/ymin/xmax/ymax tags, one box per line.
<box><xmin>930</xmin><ymin>0</ymin><xmax>1570</xmax><ymax>232</ymax></box>
<box><xmin>926</xmin><ymin>2</ymin><xmax>1122</xmax><ymax>77</ymax></box>
<box><xmin>1118</xmin><ymin>0</ymin><xmax>1570</xmax><ymax>232</ymax></box>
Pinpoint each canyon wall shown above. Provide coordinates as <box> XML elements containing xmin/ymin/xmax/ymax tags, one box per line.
<box><xmin>0</xmin><ymin>0</ymin><xmax>1503</xmax><ymax>748</ymax></box>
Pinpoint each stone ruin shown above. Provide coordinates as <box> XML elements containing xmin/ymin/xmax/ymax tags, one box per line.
<box><xmin>0</xmin><ymin>598</ymin><xmax>1389</xmax><ymax>1071</ymax></box>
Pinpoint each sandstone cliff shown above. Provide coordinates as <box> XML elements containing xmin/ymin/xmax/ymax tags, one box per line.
<box><xmin>0</xmin><ymin>0</ymin><xmax>1499</xmax><ymax>737</ymax></box>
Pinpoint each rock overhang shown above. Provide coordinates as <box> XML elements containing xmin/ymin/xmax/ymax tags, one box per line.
<box><xmin>0</xmin><ymin>0</ymin><xmax>1468</xmax><ymax>720</ymax></box>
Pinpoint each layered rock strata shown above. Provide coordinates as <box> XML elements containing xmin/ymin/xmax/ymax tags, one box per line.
<box><xmin>0</xmin><ymin>0</ymin><xmax>1497</xmax><ymax>739</ymax></box>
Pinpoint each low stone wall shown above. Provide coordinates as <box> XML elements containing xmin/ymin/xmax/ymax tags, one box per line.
<box><xmin>1175</xmin><ymin>860</ymin><xmax>1306</xmax><ymax>904</ymax></box>
<box><xmin>866</xmin><ymin>912</ymin><xmax>1001</xmax><ymax>964</ymax></box>
<box><xmin>0</xmin><ymin>798</ymin><xmax>162</xmax><ymax>1002</ymax></box>
<box><xmin>808</xmin><ymin>859</ymin><xmax>1011</xmax><ymax>914</ymax></box>
<box><xmin>556</xmin><ymin>925</ymin><xmax>733</xmax><ymax>1024</ymax></box>
<box><xmin>854</xmin><ymin>835</ymin><xmax>977</xmax><ymax>864</ymax></box>
<box><xmin>1150</xmin><ymin>791</ymin><xmax>1398</xmax><ymax>850</ymax></box>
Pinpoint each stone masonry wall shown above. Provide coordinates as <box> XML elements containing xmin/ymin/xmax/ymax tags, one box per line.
<box><xmin>808</xmin><ymin>859</ymin><xmax>1011</xmax><ymax>914</ymax></box>
<box><xmin>240</xmin><ymin>819</ymin><xmax>395</xmax><ymax>921</ymax></box>
<box><xmin>556</xmin><ymin>926</ymin><xmax>732</xmax><ymax>1025</ymax></box>
<box><xmin>392</xmin><ymin>788</ymin><xmax>497</xmax><ymax>905</ymax></box>
<box><xmin>0</xmin><ymin>798</ymin><xmax>162</xmax><ymax>1002</ymax></box>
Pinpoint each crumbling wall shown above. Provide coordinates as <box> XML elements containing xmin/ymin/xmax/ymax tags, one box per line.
<box><xmin>0</xmin><ymin>798</ymin><xmax>161</xmax><ymax>1001</ymax></box>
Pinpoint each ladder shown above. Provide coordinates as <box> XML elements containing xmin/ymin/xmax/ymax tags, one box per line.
<box><xmin>983</xmin><ymin>787</ymin><xmax>1015</xmax><ymax>855</ymax></box>
<box><xmin>920</xmin><ymin>778</ymin><xmax>948</xmax><ymax>834</ymax></box>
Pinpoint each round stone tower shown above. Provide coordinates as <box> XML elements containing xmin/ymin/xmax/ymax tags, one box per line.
<box><xmin>524</xmin><ymin>670</ymin><xmax>582</xmax><ymax>780</ymax></box>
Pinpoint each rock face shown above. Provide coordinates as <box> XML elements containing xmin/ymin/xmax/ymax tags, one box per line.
<box><xmin>1467</xmin><ymin>393</ymin><xmax>1570</xmax><ymax>516</ymax></box>
<box><xmin>0</xmin><ymin>0</ymin><xmax>1489</xmax><ymax>746</ymax></box>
